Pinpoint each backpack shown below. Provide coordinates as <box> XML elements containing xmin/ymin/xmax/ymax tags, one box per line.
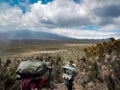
<box><xmin>62</xmin><ymin>65</ymin><xmax>76</xmax><ymax>85</ymax></box>
<box><xmin>62</xmin><ymin>65</ymin><xmax>76</xmax><ymax>76</ymax></box>
<box><xmin>16</xmin><ymin>60</ymin><xmax>48</xmax><ymax>77</ymax></box>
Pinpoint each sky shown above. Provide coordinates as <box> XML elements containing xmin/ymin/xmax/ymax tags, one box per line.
<box><xmin>0</xmin><ymin>0</ymin><xmax>120</xmax><ymax>39</ymax></box>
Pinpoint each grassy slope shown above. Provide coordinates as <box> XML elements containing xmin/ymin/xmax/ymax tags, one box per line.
<box><xmin>0</xmin><ymin>40</ymin><xmax>95</xmax><ymax>60</ymax></box>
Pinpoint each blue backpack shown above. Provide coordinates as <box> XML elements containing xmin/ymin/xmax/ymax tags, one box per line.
<box><xmin>62</xmin><ymin>65</ymin><xmax>75</xmax><ymax>75</ymax></box>
<box><xmin>62</xmin><ymin>65</ymin><xmax>75</xmax><ymax>85</ymax></box>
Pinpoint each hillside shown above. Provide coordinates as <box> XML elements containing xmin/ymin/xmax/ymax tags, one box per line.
<box><xmin>0</xmin><ymin>30</ymin><xmax>74</xmax><ymax>40</ymax></box>
<box><xmin>0</xmin><ymin>38</ymin><xmax>120</xmax><ymax>90</ymax></box>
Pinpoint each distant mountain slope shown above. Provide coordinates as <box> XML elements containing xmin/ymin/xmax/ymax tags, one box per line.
<box><xmin>0</xmin><ymin>30</ymin><xmax>74</xmax><ymax>40</ymax></box>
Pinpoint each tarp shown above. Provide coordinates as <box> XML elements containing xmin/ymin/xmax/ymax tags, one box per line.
<box><xmin>16</xmin><ymin>60</ymin><xmax>48</xmax><ymax>77</ymax></box>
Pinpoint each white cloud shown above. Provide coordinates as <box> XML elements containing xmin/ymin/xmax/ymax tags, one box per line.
<box><xmin>47</xmin><ymin>28</ymin><xmax>119</xmax><ymax>39</ymax></box>
<box><xmin>27</xmin><ymin>0</ymin><xmax>92</xmax><ymax>27</ymax></box>
<box><xmin>0</xmin><ymin>6</ymin><xmax>23</xmax><ymax>31</ymax></box>
<box><xmin>0</xmin><ymin>0</ymin><xmax>120</xmax><ymax>38</ymax></box>
<box><xmin>99</xmin><ymin>24</ymin><xmax>120</xmax><ymax>31</ymax></box>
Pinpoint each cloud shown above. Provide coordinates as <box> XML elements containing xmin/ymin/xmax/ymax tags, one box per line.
<box><xmin>22</xmin><ymin>0</ymin><xmax>120</xmax><ymax>28</ymax></box>
<box><xmin>27</xmin><ymin>0</ymin><xmax>92</xmax><ymax>28</ymax></box>
<box><xmin>94</xmin><ymin>5</ymin><xmax>120</xmax><ymax>17</ymax></box>
<box><xmin>0</xmin><ymin>0</ymin><xmax>120</xmax><ymax>38</ymax></box>
<box><xmin>47</xmin><ymin>28</ymin><xmax>120</xmax><ymax>39</ymax></box>
<box><xmin>0</xmin><ymin>3</ymin><xmax>11</xmax><ymax>13</ymax></box>
<box><xmin>113</xmin><ymin>16</ymin><xmax>120</xmax><ymax>24</ymax></box>
<box><xmin>0</xmin><ymin>3</ymin><xmax>23</xmax><ymax>31</ymax></box>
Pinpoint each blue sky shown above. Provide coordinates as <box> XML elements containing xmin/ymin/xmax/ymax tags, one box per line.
<box><xmin>0</xmin><ymin>0</ymin><xmax>80</xmax><ymax>12</ymax></box>
<box><xmin>0</xmin><ymin>0</ymin><xmax>120</xmax><ymax>39</ymax></box>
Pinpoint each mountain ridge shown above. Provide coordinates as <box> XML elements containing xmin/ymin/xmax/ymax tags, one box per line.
<box><xmin>0</xmin><ymin>30</ymin><xmax>75</xmax><ymax>40</ymax></box>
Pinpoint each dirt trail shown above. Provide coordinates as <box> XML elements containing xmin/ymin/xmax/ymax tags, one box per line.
<box><xmin>20</xmin><ymin>50</ymin><xmax>67</xmax><ymax>57</ymax></box>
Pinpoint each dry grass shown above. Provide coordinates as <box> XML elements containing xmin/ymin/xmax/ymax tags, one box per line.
<box><xmin>0</xmin><ymin>40</ymin><xmax>94</xmax><ymax>60</ymax></box>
